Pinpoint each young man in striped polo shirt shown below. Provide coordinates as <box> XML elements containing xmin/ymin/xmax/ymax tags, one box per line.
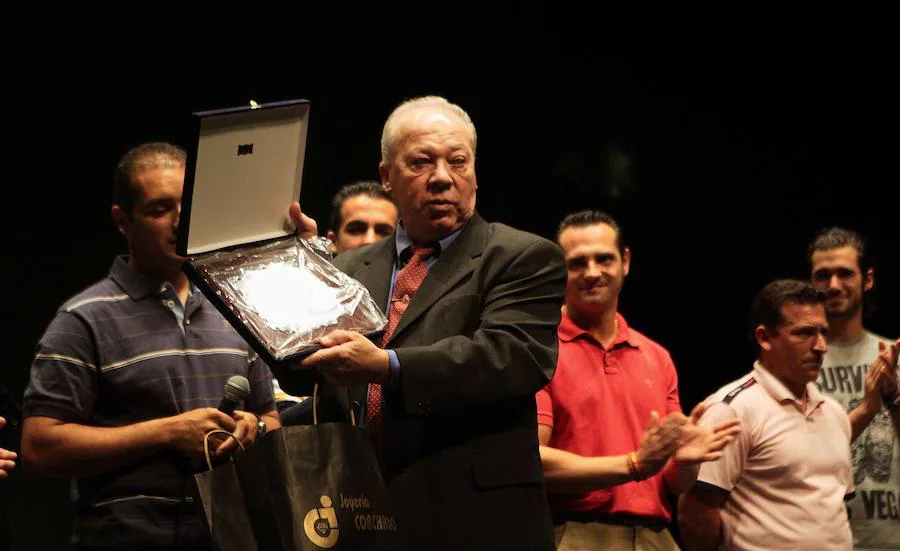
<box><xmin>21</xmin><ymin>142</ymin><xmax>281</xmax><ymax>551</ymax></box>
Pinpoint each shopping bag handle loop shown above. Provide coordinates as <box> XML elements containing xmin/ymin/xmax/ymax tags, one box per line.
<box><xmin>312</xmin><ymin>383</ymin><xmax>357</xmax><ymax>427</ymax></box>
<box><xmin>203</xmin><ymin>429</ymin><xmax>246</xmax><ymax>471</ymax></box>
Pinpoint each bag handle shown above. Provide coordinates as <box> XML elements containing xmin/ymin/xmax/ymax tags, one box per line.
<box><xmin>202</xmin><ymin>429</ymin><xmax>246</xmax><ymax>471</ymax></box>
<box><xmin>312</xmin><ymin>383</ymin><xmax>357</xmax><ymax>427</ymax></box>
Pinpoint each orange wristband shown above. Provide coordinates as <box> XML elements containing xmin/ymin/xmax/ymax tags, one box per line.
<box><xmin>627</xmin><ymin>451</ymin><xmax>643</xmax><ymax>481</ymax></box>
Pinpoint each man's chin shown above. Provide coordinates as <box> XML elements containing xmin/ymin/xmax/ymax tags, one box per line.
<box><xmin>423</xmin><ymin>218</ymin><xmax>465</xmax><ymax>240</ymax></box>
<box><xmin>576</xmin><ymin>295</ymin><xmax>613</xmax><ymax>312</ymax></box>
<box><xmin>163</xmin><ymin>255</ymin><xmax>188</xmax><ymax>274</ymax></box>
<box><xmin>825</xmin><ymin>304</ymin><xmax>857</xmax><ymax>319</ymax></box>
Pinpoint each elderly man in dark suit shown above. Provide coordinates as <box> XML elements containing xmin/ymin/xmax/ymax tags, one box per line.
<box><xmin>289</xmin><ymin>96</ymin><xmax>566</xmax><ymax>550</ymax></box>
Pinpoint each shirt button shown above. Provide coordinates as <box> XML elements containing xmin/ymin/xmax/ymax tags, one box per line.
<box><xmin>164</xmin><ymin>300</ymin><xmax>175</xmax><ymax>308</ymax></box>
<box><xmin>185</xmin><ymin>319</ymin><xmax>191</xmax><ymax>325</ymax></box>
<box><xmin>402</xmin><ymin>294</ymin><xmax>410</xmax><ymax>303</ymax></box>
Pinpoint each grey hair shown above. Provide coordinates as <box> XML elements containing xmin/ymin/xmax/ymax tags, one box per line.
<box><xmin>380</xmin><ymin>96</ymin><xmax>477</xmax><ymax>164</ymax></box>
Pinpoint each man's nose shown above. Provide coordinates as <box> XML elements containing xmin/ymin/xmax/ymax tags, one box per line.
<box><xmin>584</xmin><ymin>261</ymin><xmax>603</xmax><ymax>279</ymax></box>
<box><xmin>428</xmin><ymin>160</ymin><xmax>453</xmax><ymax>187</ymax></box>
<box><xmin>814</xmin><ymin>332</ymin><xmax>828</xmax><ymax>353</ymax></box>
<box><xmin>828</xmin><ymin>274</ymin><xmax>842</xmax><ymax>291</ymax></box>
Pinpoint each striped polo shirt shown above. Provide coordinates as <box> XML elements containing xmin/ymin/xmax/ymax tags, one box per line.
<box><xmin>24</xmin><ymin>256</ymin><xmax>276</xmax><ymax>548</ymax></box>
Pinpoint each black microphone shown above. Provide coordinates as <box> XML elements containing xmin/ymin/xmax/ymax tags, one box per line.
<box><xmin>218</xmin><ymin>375</ymin><xmax>250</xmax><ymax>415</ymax></box>
<box><xmin>191</xmin><ymin>375</ymin><xmax>251</xmax><ymax>471</ymax></box>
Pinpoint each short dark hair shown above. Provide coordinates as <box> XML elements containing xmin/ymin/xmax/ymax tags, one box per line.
<box><xmin>329</xmin><ymin>181</ymin><xmax>396</xmax><ymax>233</ymax></box>
<box><xmin>750</xmin><ymin>279</ymin><xmax>827</xmax><ymax>337</ymax></box>
<box><xmin>807</xmin><ymin>226</ymin><xmax>869</xmax><ymax>274</ymax></box>
<box><xmin>557</xmin><ymin>209</ymin><xmax>625</xmax><ymax>256</ymax></box>
<box><xmin>113</xmin><ymin>142</ymin><xmax>186</xmax><ymax>215</ymax></box>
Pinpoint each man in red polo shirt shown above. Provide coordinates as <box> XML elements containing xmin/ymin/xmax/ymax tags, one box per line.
<box><xmin>536</xmin><ymin>210</ymin><xmax>740</xmax><ymax>550</ymax></box>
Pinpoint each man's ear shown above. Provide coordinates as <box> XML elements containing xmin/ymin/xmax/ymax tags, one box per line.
<box><xmin>111</xmin><ymin>204</ymin><xmax>129</xmax><ymax>237</ymax></box>
<box><xmin>863</xmin><ymin>267</ymin><xmax>874</xmax><ymax>292</ymax></box>
<box><xmin>755</xmin><ymin>324</ymin><xmax>774</xmax><ymax>352</ymax></box>
<box><xmin>622</xmin><ymin>247</ymin><xmax>631</xmax><ymax>278</ymax></box>
<box><xmin>379</xmin><ymin>162</ymin><xmax>392</xmax><ymax>194</ymax></box>
<box><xmin>326</xmin><ymin>230</ymin><xmax>337</xmax><ymax>254</ymax></box>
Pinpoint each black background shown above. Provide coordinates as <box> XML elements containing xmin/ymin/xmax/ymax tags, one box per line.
<box><xmin>2</xmin><ymin>10</ymin><xmax>897</xmax><ymax>550</ymax></box>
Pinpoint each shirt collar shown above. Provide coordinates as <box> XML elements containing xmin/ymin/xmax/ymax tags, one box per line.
<box><xmin>558</xmin><ymin>310</ymin><xmax>640</xmax><ymax>349</ymax></box>
<box><xmin>752</xmin><ymin>361</ymin><xmax>825</xmax><ymax>407</ymax></box>
<box><xmin>109</xmin><ymin>255</ymin><xmax>195</xmax><ymax>301</ymax></box>
<box><xmin>109</xmin><ymin>256</ymin><xmax>166</xmax><ymax>300</ymax></box>
<box><xmin>394</xmin><ymin>219</ymin><xmax>464</xmax><ymax>262</ymax></box>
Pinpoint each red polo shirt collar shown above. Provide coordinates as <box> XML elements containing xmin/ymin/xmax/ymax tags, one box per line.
<box><xmin>558</xmin><ymin>310</ymin><xmax>641</xmax><ymax>349</ymax></box>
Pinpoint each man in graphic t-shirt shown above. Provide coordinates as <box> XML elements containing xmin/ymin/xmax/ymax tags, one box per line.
<box><xmin>808</xmin><ymin>227</ymin><xmax>899</xmax><ymax>550</ymax></box>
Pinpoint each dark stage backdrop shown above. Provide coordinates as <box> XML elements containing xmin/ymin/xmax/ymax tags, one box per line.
<box><xmin>3</xmin><ymin>32</ymin><xmax>897</xmax><ymax>550</ymax></box>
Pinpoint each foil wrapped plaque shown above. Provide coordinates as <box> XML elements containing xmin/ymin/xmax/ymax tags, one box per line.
<box><xmin>187</xmin><ymin>236</ymin><xmax>386</xmax><ymax>363</ymax></box>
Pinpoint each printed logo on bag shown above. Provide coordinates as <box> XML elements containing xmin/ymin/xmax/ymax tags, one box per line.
<box><xmin>304</xmin><ymin>496</ymin><xmax>340</xmax><ymax>548</ymax></box>
<box><xmin>339</xmin><ymin>492</ymin><xmax>398</xmax><ymax>532</ymax></box>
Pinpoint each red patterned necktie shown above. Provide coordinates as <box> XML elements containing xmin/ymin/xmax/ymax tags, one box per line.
<box><xmin>366</xmin><ymin>245</ymin><xmax>437</xmax><ymax>455</ymax></box>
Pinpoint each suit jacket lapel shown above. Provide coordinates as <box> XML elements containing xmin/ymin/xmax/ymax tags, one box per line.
<box><xmin>352</xmin><ymin>237</ymin><xmax>395</xmax><ymax>314</ymax></box>
<box><xmin>387</xmin><ymin>214</ymin><xmax>488</xmax><ymax>345</ymax></box>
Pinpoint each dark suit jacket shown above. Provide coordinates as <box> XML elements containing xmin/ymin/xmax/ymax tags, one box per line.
<box><xmin>330</xmin><ymin>213</ymin><xmax>566</xmax><ymax>551</ymax></box>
